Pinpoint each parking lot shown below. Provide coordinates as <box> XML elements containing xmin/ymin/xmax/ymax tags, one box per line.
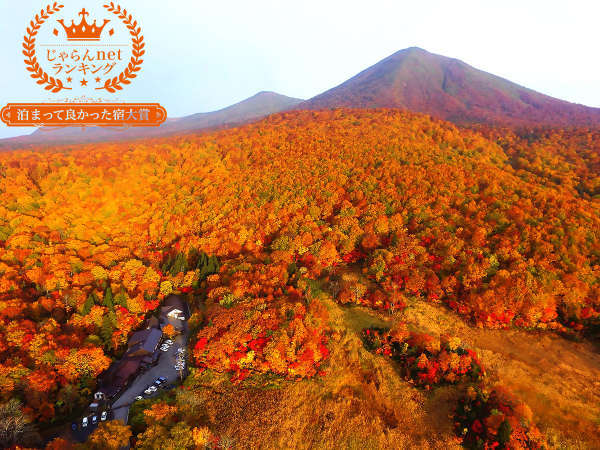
<box><xmin>111</xmin><ymin>318</ymin><xmax>188</xmax><ymax>423</ymax></box>
<box><xmin>71</xmin><ymin>306</ymin><xmax>189</xmax><ymax>440</ymax></box>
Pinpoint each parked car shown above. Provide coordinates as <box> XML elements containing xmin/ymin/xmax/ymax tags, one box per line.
<box><xmin>82</xmin><ymin>417</ymin><xmax>88</xmax><ymax>428</ymax></box>
<box><xmin>135</xmin><ymin>396</ymin><xmax>143</xmax><ymax>401</ymax></box>
<box><xmin>176</xmin><ymin>348</ymin><xmax>185</xmax><ymax>354</ymax></box>
<box><xmin>71</xmin><ymin>423</ymin><xmax>78</xmax><ymax>431</ymax></box>
<box><xmin>91</xmin><ymin>415</ymin><xmax>98</xmax><ymax>425</ymax></box>
<box><xmin>101</xmin><ymin>411</ymin><xmax>108</xmax><ymax>421</ymax></box>
<box><xmin>153</xmin><ymin>376</ymin><xmax>167</xmax><ymax>386</ymax></box>
<box><xmin>165</xmin><ymin>339</ymin><xmax>173</xmax><ymax>345</ymax></box>
<box><xmin>144</xmin><ymin>385</ymin><xmax>157</xmax><ymax>395</ymax></box>
<box><xmin>160</xmin><ymin>345</ymin><xmax>169</xmax><ymax>352</ymax></box>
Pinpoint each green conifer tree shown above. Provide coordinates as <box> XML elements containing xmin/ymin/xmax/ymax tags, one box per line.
<box><xmin>169</xmin><ymin>252</ymin><xmax>188</xmax><ymax>276</ymax></box>
<box><xmin>103</xmin><ymin>284</ymin><xmax>114</xmax><ymax>312</ymax></box>
<box><xmin>100</xmin><ymin>314</ymin><xmax>114</xmax><ymax>347</ymax></box>
<box><xmin>82</xmin><ymin>292</ymin><xmax>98</xmax><ymax>315</ymax></box>
<box><xmin>115</xmin><ymin>290</ymin><xmax>128</xmax><ymax>309</ymax></box>
<box><xmin>82</xmin><ymin>295</ymin><xmax>93</xmax><ymax>316</ymax></box>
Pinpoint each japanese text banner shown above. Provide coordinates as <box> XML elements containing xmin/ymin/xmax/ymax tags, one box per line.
<box><xmin>0</xmin><ymin>103</ymin><xmax>167</xmax><ymax>127</ymax></box>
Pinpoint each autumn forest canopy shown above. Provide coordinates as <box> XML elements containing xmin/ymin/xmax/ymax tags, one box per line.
<box><xmin>0</xmin><ymin>108</ymin><xmax>599</xmax><ymax>448</ymax></box>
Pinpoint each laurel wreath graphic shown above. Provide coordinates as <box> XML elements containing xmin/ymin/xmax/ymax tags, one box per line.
<box><xmin>23</xmin><ymin>3</ymin><xmax>70</xmax><ymax>93</ymax></box>
<box><xmin>97</xmin><ymin>2</ymin><xmax>145</xmax><ymax>93</ymax></box>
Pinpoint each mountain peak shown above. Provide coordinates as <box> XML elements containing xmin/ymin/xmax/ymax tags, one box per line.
<box><xmin>388</xmin><ymin>46</ymin><xmax>433</xmax><ymax>59</ymax></box>
<box><xmin>253</xmin><ymin>90</ymin><xmax>285</xmax><ymax>97</ymax></box>
<box><xmin>248</xmin><ymin>91</ymin><xmax>303</xmax><ymax>103</ymax></box>
<box><xmin>399</xmin><ymin>46</ymin><xmax>428</xmax><ymax>54</ymax></box>
<box><xmin>3</xmin><ymin>91</ymin><xmax>304</xmax><ymax>148</ymax></box>
<box><xmin>300</xmin><ymin>48</ymin><xmax>600</xmax><ymax>127</ymax></box>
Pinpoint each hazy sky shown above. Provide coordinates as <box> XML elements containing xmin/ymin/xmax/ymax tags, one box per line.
<box><xmin>1</xmin><ymin>0</ymin><xmax>598</xmax><ymax>139</ymax></box>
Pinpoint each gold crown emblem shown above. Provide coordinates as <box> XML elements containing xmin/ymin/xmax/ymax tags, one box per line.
<box><xmin>57</xmin><ymin>8</ymin><xmax>110</xmax><ymax>41</ymax></box>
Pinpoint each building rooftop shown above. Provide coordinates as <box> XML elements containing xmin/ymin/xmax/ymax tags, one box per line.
<box><xmin>147</xmin><ymin>316</ymin><xmax>159</xmax><ymax>329</ymax></box>
<box><xmin>113</xmin><ymin>358</ymin><xmax>142</xmax><ymax>385</ymax></box>
<box><xmin>128</xmin><ymin>329</ymin><xmax>152</xmax><ymax>349</ymax></box>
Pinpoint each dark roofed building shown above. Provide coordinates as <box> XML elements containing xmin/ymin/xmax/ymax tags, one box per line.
<box><xmin>147</xmin><ymin>316</ymin><xmax>159</xmax><ymax>329</ymax></box>
<box><xmin>128</xmin><ymin>329</ymin><xmax>152</xmax><ymax>349</ymax></box>
<box><xmin>98</xmin><ymin>323</ymin><xmax>163</xmax><ymax>398</ymax></box>
<box><xmin>126</xmin><ymin>342</ymin><xmax>144</xmax><ymax>356</ymax></box>
<box><xmin>141</xmin><ymin>351</ymin><xmax>160</xmax><ymax>367</ymax></box>
<box><xmin>100</xmin><ymin>357</ymin><xmax>143</xmax><ymax>398</ymax></box>
<box><xmin>126</xmin><ymin>327</ymin><xmax>162</xmax><ymax>357</ymax></box>
<box><xmin>115</xmin><ymin>359</ymin><xmax>142</xmax><ymax>384</ymax></box>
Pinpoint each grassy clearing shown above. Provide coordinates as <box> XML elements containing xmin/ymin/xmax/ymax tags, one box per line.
<box><xmin>178</xmin><ymin>293</ymin><xmax>600</xmax><ymax>448</ymax></box>
<box><xmin>400</xmin><ymin>300</ymin><xmax>600</xmax><ymax>449</ymax></box>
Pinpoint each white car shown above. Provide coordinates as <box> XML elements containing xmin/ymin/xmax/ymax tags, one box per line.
<box><xmin>165</xmin><ymin>339</ymin><xmax>173</xmax><ymax>345</ymax></box>
<box><xmin>101</xmin><ymin>411</ymin><xmax>108</xmax><ymax>421</ymax></box>
<box><xmin>160</xmin><ymin>345</ymin><xmax>169</xmax><ymax>352</ymax></box>
<box><xmin>135</xmin><ymin>396</ymin><xmax>143</xmax><ymax>401</ymax></box>
<box><xmin>176</xmin><ymin>348</ymin><xmax>185</xmax><ymax>354</ymax></box>
<box><xmin>82</xmin><ymin>417</ymin><xmax>88</xmax><ymax>428</ymax></box>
